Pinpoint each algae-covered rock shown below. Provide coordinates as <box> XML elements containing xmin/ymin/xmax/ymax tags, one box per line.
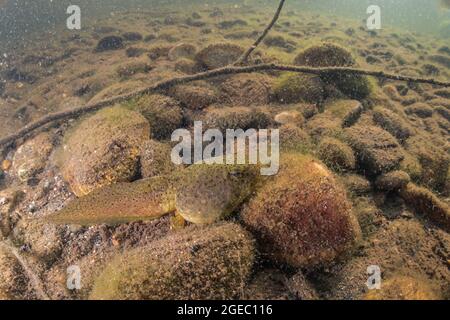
<box><xmin>317</xmin><ymin>137</ymin><xmax>356</xmax><ymax>172</ymax></box>
<box><xmin>373</xmin><ymin>107</ymin><xmax>413</xmax><ymax>141</ymax></box>
<box><xmin>294</xmin><ymin>43</ymin><xmax>355</xmax><ymax>67</ymax></box>
<box><xmin>340</xmin><ymin>174</ymin><xmax>372</xmax><ymax>196</ymax></box>
<box><xmin>122</xmin><ymin>32</ymin><xmax>143</xmax><ymax>41</ymax></box>
<box><xmin>90</xmin><ymin>223</ymin><xmax>255</xmax><ymax>300</ymax></box>
<box><xmin>400</xmin><ymin>183</ymin><xmax>450</xmax><ymax>232</ymax></box>
<box><xmin>195</xmin><ymin>43</ymin><xmax>244</xmax><ymax>69</ymax></box>
<box><xmin>95</xmin><ymin>36</ymin><xmax>124</xmax><ymax>52</ymax></box>
<box><xmin>140</xmin><ymin>140</ymin><xmax>176</xmax><ymax>179</ymax></box>
<box><xmin>12</xmin><ymin>218</ymin><xmax>63</xmax><ymax>263</ymax></box>
<box><xmin>271</xmin><ymin>73</ymin><xmax>325</xmax><ymax>104</ymax></box>
<box><xmin>274</xmin><ymin>110</ymin><xmax>304</xmax><ymax>126</ymax></box>
<box><xmin>324</xmin><ymin>99</ymin><xmax>364</xmax><ymax>128</ymax></box>
<box><xmin>219</xmin><ymin>74</ymin><xmax>272</xmax><ymax>106</ymax></box>
<box><xmin>344</xmin><ymin>125</ymin><xmax>404</xmax><ymax>176</ymax></box>
<box><xmin>405</xmin><ymin>103</ymin><xmax>434</xmax><ymax>118</ymax></box>
<box><xmin>306</xmin><ymin>113</ymin><xmax>342</xmax><ymax>142</ymax></box>
<box><xmin>294</xmin><ymin>43</ymin><xmax>371</xmax><ymax>100</ymax></box>
<box><xmin>174</xmin><ymin>58</ymin><xmax>198</xmax><ymax>74</ymax></box>
<box><xmin>203</xmin><ymin>106</ymin><xmax>272</xmax><ymax>132</ymax></box>
<box><xmin>115</xmin><ymin>61</ymin><xmax>152</xmax><ymax>78</ymax></box>
<box><xmin>242</xmin><ymin>154</ymin><xmax>361</xmax><ymax>268</ymax></box>
<box><xmin>12</xmin><ymin>132</ymin><xmax>53</xmax><ymax>182</ymax></box>
<box><xmin>404</xmin><ymin>133</ymin><xmax>449</xmax><ymax>191</ymax></box>
<box><xmin>175</xmin><ymin>164</ymin><xmax>260</xmax><ymax>224</ymax></box>
<box><xmin>58</xmin><ymin>106</ymin><xmax>150</xmax><ymax>196</ymax></box>
<box><xmin>374</xmin><ymin>170</ymin><xmax>410</xmax><ymax>192</ymax></box>
<box><xmin>127</xmin><ymin>94</ymin><xmax>183</xmax><ymax>140</ymax></box>
<box><xmin>46</xmin><ymin>176</ymin><xmax>175</xmax><ymax>226</ymax></box>
<box><xmin>168</xmin><ymin>84</ymin><xmax>217</xmax><ymax>110</ymax></box>
<box><xmin>399</xmin><ymin>152</ymin><xmax>423</xmax><ymax>182</ymax></box>
<box><xmin>168</xmin><ymin>43</ymin><xmax>197</xmax><ymax>61</ymax></box>
<box><xmin>0</xmin><ymin>245</ymin><xmax>30</xmax><ymax>300</ymax></box>
<box><xmin>279</xmin><ymin>124</ymin><xmax>313</xmax><ymax>153</ymax></box>
<box><xmin>364</xmin><ymin>275</ymin><xmax>439</xmax><ymax>300</ymax></box>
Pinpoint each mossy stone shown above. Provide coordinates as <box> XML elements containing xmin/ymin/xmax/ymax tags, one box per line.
<box><xmin>242</xmin><ymin>153</ymin><xmax>361</xmax><ymax>268</ymax></box>
<box><xmin>294</xmin><ymin>43</ymin><xmax>371</xmax><ymax>100</ymax></box>
<box><xmin>317</xmin><ymin>137</ymin><xmax>356</xmax><ymax>172</ymax></box>
<box><xmin>126</xmin><ymin>94</ymin><xmax>183</xmax><ymax>140</ymax></box>
<box><xmin>90</xmin><ymin>223</ymin><xmax>255</xmax><ymax>300</ymax></box>
<box><xmin>271</xmin><ymin>73</ymin><xmax>325</xmax><ymax>104</ymax></box>
<box><xmin>58</xmin><ymin>106</ymin><xmax>150</xmax><ymax>196</ymax></box>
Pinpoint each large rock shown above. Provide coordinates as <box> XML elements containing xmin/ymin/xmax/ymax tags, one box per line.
<box><xmin>344</xmin><ymin>125</ymin><xmax>404</xmax><ymax>176</ymax></box>
<box><xmin>195</xmin><ymin>43</ymin><xmax>244</xmax><ymax>69</ymax></box>
<box><xmin>168</xmin><ymin>83</ymin><xmax>217</xmax><ymax>110</ymax></box>
<box><xmin>271</xmin><ymin>73</ymin><xmax>325</xmax><ymax>104</ymax></box>
<box><xmin>139</xmin><ymin>140</ymin><xmax>176</xmax><ymax>179</ymax></box>
<box><xmin>58</xmin><ymin>106</ymin><xmax>150</xmax><ymax>196</ymax></box>
<box><xmin>12</xmin><ymin>132</ymin><xmax>53</xmax><ymax>182</ymax></box>
<box><xmin>242</xmin><ymin>154</ymin><xmax>361</xmax><ymax>268</ymax></box>
<box><xmin>90</xmin><ymin>223</ymin><xmax>255</xmax><ymax>299</ymax></box>
<box><xmin>400</xmin><ymin>183</ymin><xmax>450</xmax><ymax>232</ymax></box>
<box><xmin>294</xmin><ymin>43</ymin><xmax>371</xmax><ymax>100</ymax></box>
<box><xmin>127</xmin><ymin>94</ymin><xmax>183</xmax><ymax>140</ymax></box>
<box><xmin>202</xmin><ymin>106</ymin><xmax>272</xmax><ymax>133</ymax></box>
<box><xmin>95</xmin><ymin>36</ymin><xmax>124</xmax><ymax>52</ymax></box>
<box><xmin>219</xmin><ymin>74</ymin><xmax>272</xmax><ymax>106</ymax></box>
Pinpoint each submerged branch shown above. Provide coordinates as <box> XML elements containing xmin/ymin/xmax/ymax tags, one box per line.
<box><xmin>0</xmin><ymin>240</ymin><xmax>50</xmax><ymax>300</ymax></box>
<box><xmin>235</xmin><ymin>0</ymin><xmax>286</xmax><ymax>65</ymax></box>
<box><xmin>0</xmin><ymin>63</ymin><xmax>449</xmax><ymax>148</ymax></box>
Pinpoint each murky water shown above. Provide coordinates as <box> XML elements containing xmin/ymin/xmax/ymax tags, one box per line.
<box><xmin>0</xmin><ymin>0</ymin><xmax>449</xmax><ymax>301</ymax></box>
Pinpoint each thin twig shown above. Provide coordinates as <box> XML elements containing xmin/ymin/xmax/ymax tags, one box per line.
<box><xmin>0</xmin><ymin>240</ymin><xmax>50</xmax><ymax>300</ymax></box>
<box><xmin>0</xmin><ymin>63</ymin><xmax>449</xmax><ymax>148</ymax></box>
<box><xmin>235</xmin><ymin>0</ymin><xmax>286</xmax><ymax>65</ymax></box>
